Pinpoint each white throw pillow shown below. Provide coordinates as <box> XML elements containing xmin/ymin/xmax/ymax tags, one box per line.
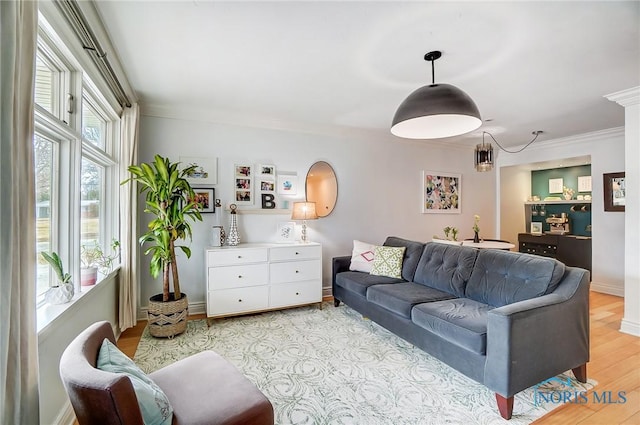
<box><xmin>349</xmin><ymin>240</ymin><xmax>377</xmax><ymax>273</ymax></box>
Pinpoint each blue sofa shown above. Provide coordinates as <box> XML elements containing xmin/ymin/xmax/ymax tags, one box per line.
<box><xmin>332</xmin><ymin>236</ymin><xmax>590</xmax><ymax>420</ymax></box>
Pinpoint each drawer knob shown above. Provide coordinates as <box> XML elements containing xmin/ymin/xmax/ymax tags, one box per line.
<box><xmin>238</xmin><ymin>275</ymin><xmax>242</xmax><ymax>278</ymax></box>
<box><xmin>238</xmin><ymin>299</ymin><xmax>242</xmax><ymax>302</ymax></box>
<box><xmin>295</xmin><ymin>292</ymin><xmax>299</xmax><ymax>295</ymax></box>
<box><xmin>295</xmin><ymin>251</ymin><xmax>299</xmax><ymax>255</ymax></box>
<box><xmin>295</xmin><ymin>270</ymin><xmax>299</xmax><ymax>273</ymax></box>
<box><xmin>237</xmin><ymin>255</ymin><xmax>242</xmax><ymax>258</ymax></box>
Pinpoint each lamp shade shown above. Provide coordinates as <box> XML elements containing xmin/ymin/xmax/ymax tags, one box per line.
<box><xmin>391</xmin><ymin>83</ymin><xmax>482</xmax><ymax>139</ymax></box>
<box><xmin>291</xmin><ymin>202</ymin><xmax>318</xmax><ymax>220</ymax></box>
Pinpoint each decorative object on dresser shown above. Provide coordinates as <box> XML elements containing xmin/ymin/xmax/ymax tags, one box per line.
<box><xmin>123</xmin><ymin>154</ymin><xmax>203</xmax><ymax>338</ymax></box>
<box><xmin>205</xmin><ymin>243</ymin><xmax>322</xmax><ymax>324</ymax></box>
<box><xmin>227</xmin><ymin>203</ymin><xmax>240</xmax><ymax>246</ymax></box>
<box><xmin>291</xmin><ymin>201</ymin><xmax>318</xmax><ymax>242</ymax></box>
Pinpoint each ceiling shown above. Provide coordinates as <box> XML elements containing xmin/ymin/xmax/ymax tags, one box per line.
<box><xmin>95</xmin><ymin>1</ymin><xmax>640</xmax><ymax>148</ymax></box>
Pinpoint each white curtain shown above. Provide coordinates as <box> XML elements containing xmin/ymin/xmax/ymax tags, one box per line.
<box><xmin>0</xmin><ymin>1</ymin><xmax>40</xmax><ymax>423</ymax></box>
<box><xmin>118</xmin><ymin>103</ymin><xmax>139</xmax><ymax>331</ymax></box>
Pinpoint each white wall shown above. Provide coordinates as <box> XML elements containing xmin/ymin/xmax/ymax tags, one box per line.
<box><xmin>137</xmin><ymin>115</ymin><xmax>496</xmax><ymax>315</ymax></box>
<box><xmin>499</xmin><ymin>165</ymin><xmax>532</xmax><ymax>246</ymax></box>
<box><xmin>497</xmin><ymin>128</ymin><xmax>626</xmax><ymax>296</ymax></box>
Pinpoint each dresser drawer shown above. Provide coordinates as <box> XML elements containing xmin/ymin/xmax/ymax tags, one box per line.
<box><xmin>207</xmin><ymin>248</ymin><xmax>268</xmax><ymax>266</ymax></box>
<box><xmin>207</xmin><ymin>286</ymin><xmax>269</xmax><ymax>316</ymax></box>
<box><xmin>270</xmin><ymin>245</ymin><xmax>321</xmax><ymax>262</ymax></box>
<box><xmin>207</xmin><ymin>264</ymin><xmax>268</xmax><ymax>290</ymax></box>
<box><xmin>270</xmin><ymin>281</ymin><xmax>322</xmax><ymax>308</ymax></box>
<box><xmin>270</xmin><ymin>259</ymin><xmax>321</xmax><ymax>284</ymax></box>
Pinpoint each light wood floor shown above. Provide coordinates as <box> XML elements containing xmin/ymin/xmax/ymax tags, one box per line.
<box><xmin>118</xmin><ymin>292</ymin><xmax>640</xmax><ymax>424</ymax></box>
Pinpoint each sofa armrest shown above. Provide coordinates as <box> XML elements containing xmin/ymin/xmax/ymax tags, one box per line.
<box><xmin>484</xmin><ymin>267</ymin><xmax>590</xmax><ymax>397</ymax></box>
<box><xmin>332</xmin><ymin>256</ymin><xmax>352</xmax><ymax>285</ymax></box>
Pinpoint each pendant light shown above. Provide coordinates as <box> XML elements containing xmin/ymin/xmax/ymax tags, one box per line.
<box><xmin>391</xmin><ymin>51</ymin><xmax>482</xmax><ymax>139</ymax></box>
<box><xmin>475</xmin><ymin>136</ymin><xmax>494</xmax><ymax>172</ymax></box>
<box><xmin>474</xmin><ymin>131</ymin><xmax>543</xmax><ymax>172</ymax></box>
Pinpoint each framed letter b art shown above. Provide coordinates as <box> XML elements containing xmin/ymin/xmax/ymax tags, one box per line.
<box><xmin>422</xmin><ymin>171</ymin><xmax>461</xmax><ymax>214</ymax></box>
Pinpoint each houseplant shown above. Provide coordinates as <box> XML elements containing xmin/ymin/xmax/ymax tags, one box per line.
<box><xmin>80</xmin><ymin>240</ymin><xmax>121</xmax><ymax>286</ymax></box>
<box><xmin>41</xmin><ymin>251</ymin><xmax>74</xmax><ymax>304</ymax></box>
<box><xmin>124</xmin><ymin>154</ymin><xmax>202</xmax><ymax>337</ymax></box>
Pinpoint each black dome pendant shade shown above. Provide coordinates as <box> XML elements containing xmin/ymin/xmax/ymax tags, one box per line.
<box><xmin>391</xmin><ymin>51</ymin><xmax>482</xmax><ymax>139</ymax></box>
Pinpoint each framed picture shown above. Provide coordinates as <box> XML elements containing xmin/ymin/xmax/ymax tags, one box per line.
<box><xmin>259</xmin><ymin>164</ymin><xmax>276</xmax><ymax>176</ymax></box>
<box><xmin>277</xmin><ymin>174</ymin><xmax>298</xmax><ymax>195</ymax></box>
<box><xmin>548</xmin><ymin>178</ymin><xmax>563</xmax><ymax>194</ymax></box>
<box><xmin>234</xmin><ymin>164</ymin><xmax>253</xmax><ymax>205</ymax></box>
<box><xmin>180</xmin><ymin>157</ymin><xmax>217</xmax><ymax>185</ymax></box>
<box><xmin>276</xmin><ymin>221</ymin><xmax>295</xmax><ymax>243</ymax></box>
<box><xmin>190</xmin><ymin>187</ymin><xmax>215</xmax><ymax>213</ymax></box>
<box><xmin>603</xmin><ymin>172</ymin><xmax>625</xmax><ymax>212</ymax></box>
<box><xmin>260</xmin><ymin>180</ymin><xmax>275</xmax><ymax>192</ymax></box>
<box><xmin>531</xmin><ymin>222</ymin><xmax>543</xmax><ymax>235</ymax></box>
<box><xmin>422</xmin><ymin>171</ymin><xmax>461</xmax><ymax>214</ymax></box>
<box><xmin>578</xmin><ymin>175</ymin><xmax>592</xmax><ymax>193</ymax></box>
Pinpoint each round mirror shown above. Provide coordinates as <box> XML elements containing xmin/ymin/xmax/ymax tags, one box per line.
<box><xmin>305</xmin><ymin>161</ymin><xmax>338</xmax><ymax>217</ymax></box>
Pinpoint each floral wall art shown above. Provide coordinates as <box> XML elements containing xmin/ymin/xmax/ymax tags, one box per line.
<box><xmin>422</xmin><ymin>171</ymin><xmax>461</xmax><ymax>214</ymax></box>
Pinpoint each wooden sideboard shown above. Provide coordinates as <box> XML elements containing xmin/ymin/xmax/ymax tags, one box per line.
<box><xmin>518</xmin><ymin>233</ymin><xmax>592</xmax><ymax>274</ymax></box>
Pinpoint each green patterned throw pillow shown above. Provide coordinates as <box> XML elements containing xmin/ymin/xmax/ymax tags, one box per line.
<box><xmin>370</xmin><ymin>246</ymin><xmax>406</xmax><ymax>279</ymax></box>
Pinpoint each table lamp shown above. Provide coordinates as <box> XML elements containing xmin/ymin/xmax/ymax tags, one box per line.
<box><xmin>291</xmin><ymin>202</ymin><xmax>318</xmax><ymax>243</ymax></box>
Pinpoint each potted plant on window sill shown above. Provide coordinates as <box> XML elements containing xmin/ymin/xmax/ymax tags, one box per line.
<box><xmin>41</xmin><ymin>251</ymin><xmax>74</xmax><ymax>304</ymax></box>
<box><xmin>80</xmin><ymin>240</ymin><xmax>121</xmax><ymax>286</ymax></box>
<box><xmin>123</xmin><ymin>155</ymin><xmax>202</xmax><ymax>338</ymax></box>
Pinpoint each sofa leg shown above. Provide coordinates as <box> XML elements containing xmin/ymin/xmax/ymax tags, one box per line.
<box><xmin>572</xmin><ymin>363</ymin><xmax>587</xmax><ymax>383</ymax></box>
<box><xmin>495</xmin><ymin>394</ymin><xmax>513</xmax><ymax>420</ymax></box>
<box><xmin>334</xmin><ymin>299</ymin><xmax>341</xmax><ymax>307</ymax></box>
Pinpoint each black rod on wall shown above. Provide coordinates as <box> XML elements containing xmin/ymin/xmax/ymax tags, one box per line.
<box><xmin>54</xmin><ymin>0</ymin><xmax>132</xmax><ymax>108</ymax></box>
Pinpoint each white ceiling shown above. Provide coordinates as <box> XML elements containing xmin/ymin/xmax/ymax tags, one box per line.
<box><xmin>95</xmin><ymin>1</ymin><xmax>640</xmax><ymax>147</ymax></box>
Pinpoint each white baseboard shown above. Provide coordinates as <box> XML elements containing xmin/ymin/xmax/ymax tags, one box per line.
<box><xmin>590</xmin><ymin>281</ymin><xmax>624</xmax><ymax>297</ymax></box>
<box><xmin>55</xmin><ymin>400</ymin><xmax>75</xmax><ymax>425</ymax></box>
<box><xmin>620</xmin><ymin>318</ymin><xmax>640</xmax><ymax>337</ymax></box>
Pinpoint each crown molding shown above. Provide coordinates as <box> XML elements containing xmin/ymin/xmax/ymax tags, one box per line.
<box><xmin>604</xmin><ymin>86</ymin><xmax>640</xmax><ymax>107</ymax></box>
<box><xmin>506</xmin><ymin>127</ymin><xmax>625</xmax><ymax>152</ymax></box>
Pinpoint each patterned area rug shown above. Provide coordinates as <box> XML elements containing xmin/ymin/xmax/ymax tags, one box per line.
<box><xmin>134</xmin><ymin>303</ymin><xmax>594</xmax><ymax>424</ymax></box>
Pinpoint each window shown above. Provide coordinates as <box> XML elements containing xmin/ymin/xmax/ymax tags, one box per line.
<box><xmin>34</xmin><ymin>16</ymin><xmax>121</xmax><ymax>302</ymax></box>
<box><xmin>34</xmin><ymin>55</ymin><xmax>55</xmax><ymax>114</ymax></box>
<box><xmin>34</xmin><ymin>134</ymin><xmax>55</xmax><ymax>295</ymax></box>
<box><xmin>80</xmin><ymin>158</ymin><xmax>104</xmax><ymax>248</ymax></box>
<box><xmin>82</xmin><ymin>99</ymin><xmax>106</xmax><ymax>149</ymax></box>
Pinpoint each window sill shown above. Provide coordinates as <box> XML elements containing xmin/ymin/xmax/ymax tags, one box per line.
<box><xmin>37</xmin><ymin>268</ymin><xmax>120</xmax><ymax>337</ymax></box>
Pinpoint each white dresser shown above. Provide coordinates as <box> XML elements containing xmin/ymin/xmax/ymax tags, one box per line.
<box><xmin>205</xmin><ymin>242</ymin><xmax>322</xmax><ymax>319</ymax></box>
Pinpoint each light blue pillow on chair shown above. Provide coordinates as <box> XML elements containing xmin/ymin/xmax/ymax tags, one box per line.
<box><xmin>97</xmin><ymin>339</ymin><xmax>173</xmax><ymax>425</ymax></box>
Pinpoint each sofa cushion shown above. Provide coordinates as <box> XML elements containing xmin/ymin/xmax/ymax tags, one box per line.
<box><xmin>465</xmin><ymin>249</ymin><xmax>566</xmax><ymax>307</ymax></box>
<box><xmin>411</xmin><ymin>299</ymin><xmax>495</xmax><ymax>355</ymax></box>
<box><xmin>367</xmin><ymin>282</ymin><xmax>455</xmax><ymax>319</ymax></box>
<box><xmin>349</xmin><ymin>240</ymin><xmax>377</xmax><ymax>273</ymax></box>
<box><xmin>383</xmin><ymin>237</ymin><xmax>426</xmax><ymax>282</ymax></box>
<box><xmin>335</xmin><ymin>271</ymin><xmax>404</xmax><ymax>297</ymax></box>
<box><xmin>370</xmin><ymin>246</ymin><xmax>406</xmax><ymax>279</ymax></box>
<box><xmin>413</xmin><ymin>243</ymin><xmax>478</xmax><ymax>297</ymax></box>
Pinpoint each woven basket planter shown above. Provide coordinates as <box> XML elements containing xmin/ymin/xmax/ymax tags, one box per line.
<box><xmin>147</xmin><ymin>293</ymin><xmax>188</xmax><ymax>338</ymax></box>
